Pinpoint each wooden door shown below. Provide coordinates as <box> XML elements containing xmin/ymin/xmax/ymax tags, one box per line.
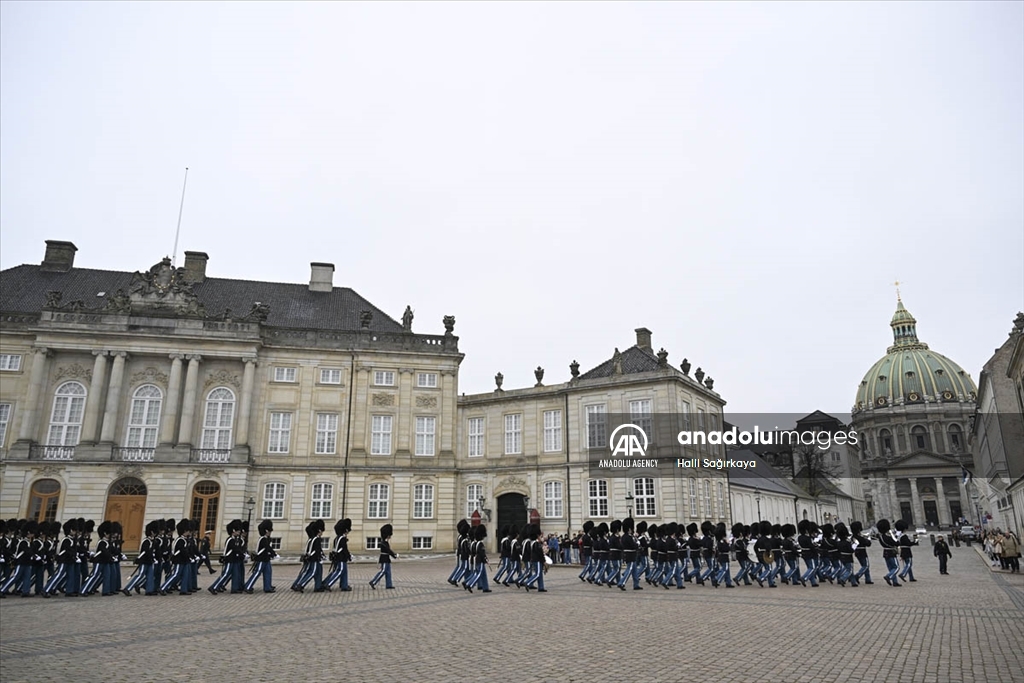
<box><xmin>105</xmin><ymin>496</ymin><xmax>147</xmax><ymax>552</ymax></box>
<box><xmin>190</xmin><ymin>481</ymin><xmax>221</xmax><ymax>548</ymax></box>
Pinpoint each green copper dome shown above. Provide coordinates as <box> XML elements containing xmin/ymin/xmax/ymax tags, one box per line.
<box><xmin>854</xmin><ymin>299</ymin><xmax>977</xmax><ymax>411</ymax></box>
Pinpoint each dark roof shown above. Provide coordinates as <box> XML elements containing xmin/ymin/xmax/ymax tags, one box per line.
<box><xmin>579</xmin><ymin>345</ymin><xmax>660</xmax><ymax>380</ymax></box>
<box><xmin>0</xmin><ymin>264</ymin><xmax>405</xmax><ymax>332</ymax></box>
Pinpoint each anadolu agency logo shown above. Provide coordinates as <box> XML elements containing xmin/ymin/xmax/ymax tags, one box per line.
<box><xmin>608</xmin><ymin>423</ymin><xmax>649</xmax><ymax>458</ymax></box>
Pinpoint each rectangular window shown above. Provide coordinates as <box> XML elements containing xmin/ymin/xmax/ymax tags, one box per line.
<box><xmin>629</xmin><ymin>399</ymin><xmax>653</xmax><ymax>440</ymax></box>
<box><xmin>709</xmin><ymin>413</ymin><xmax>720</xmax><ymax>454</ymax></box>
<box><xmin>273</xmin><ymin>367</ymin><xmax>297</xmax><ymax>383</ymax></box>
<box><xmin>717</xmin><ymin>482</ymin><xmax>725</xmax><ymax>519</ymax></box>
<box><xmin>688</xmin><ymin>478</ymin><xmax>699</xmax><ymax>518</ymax></box>
<box><xmin>0</xmin><ymin>354</ymin><xmax>22</xmax><ymax>371</ymax></box>
<box><xmin>466</xmin><ymin>484</ymin><xmax>483</xmax><ymax>517</ymax></box>
<box><xmin>368</xmin><ymin>483</ymin><xmax>389</xmax><ymax>519</ymax></box>
<box><xmin>681</xmin><ymin>401</ymin><xmax>691</xmax><ymax>430</ymax></box>
<box><xmin>703</xmin><ymin>479</ymin><xmax>713</xmax><ymax>518</ymax></box>
<box><xmin>416</xmin><ymin>372</ymin><xmax>438</xmax><ymax>388</ymax></box>
<box><xmin>467</xmin><ymin>417</ymin><xmax>484</xmax><ymax>457</ymax></box>
<box><xmin>832</xmin><ymin>451</ymin><xmax>842</xmax><ymax>463</ymax></box>
<box><xmin>315</xmin><ymin>413</ymin><xmax>338</xmax><ymax>454</ymax></box>
<box><xmin>269</xmin><ymin>538</ymin><xmax>282</xmax><ymax>551</ymax></box>
<box><xmin>262</xmin><ymin>482</ymin><xmax>286</xmax><ymax>519</ymax></box>
<box><xmin>371</xmin><ymin>415</ymin><xmax>393</xmax><ymax>455</ymax></box>
<box><xmin>411</xmin><ymin>536</ymin><xmax>433</xmax><ymax>550</ymax></box>
<box><xmin>588</xmin><ymin>479</ymin><xmax>608</xmax><ymax>517</ymax></box>
<box><xmin>415</xmin><ymin>416</ymin><xmax>436</xmax><ymax>456</ymax></box>
<box><xmin>319</xmin><ymin>368</ymin><xmax>342</xmax><ymax>384</ymax></box>
<box><xmin>697</xmin><ymin>408</ymin><xmax>706</xmax><ymax>431</ymax></box>
<box><xmin>544</xmin><ymin>481</ymin><xmax>563</xmax><ymax>518</ymax></box>
<box><xmin>310</xmin><ymin>483</ymin><xmax>333</xmax><ymax>519</ymax></box>
<box><xmin>634</xmin><ymin>478</ymin><xmax>656</xmax><ymax>517</ymax></box>
<box><xmin>0</xmin><ymin>403</ymin><xmax>11</xmax><ymax>448</ymax></box>
<box><xmin>586</xmin><ymin>404</ymin><xmax>607</xmax><ymax>449</ymax></box>
<box><xmin>365</xmin><ymin>537</ymin><xmax>381</xmax><ymax>550</ymax></box>
<box><xmin>413</xmin><ymin>484</ymin><xmax>434</xmax><ymax>519</ymax></box>
<box><xmin>267</xmin><ymin>412</ymin><xmax>292</xmax><ymax>453</ymax></box>
<box><xmin>374</xmin><ymin>371</ymin><xmax>395</xmax><ymax>386</ymax></box>
<box><xmin>543</xmin><ymin>410</ymin><xmax>562</xmax><ymax>453</ymax></box>
<box><xmin>504</xmin><ymin>414</ymin><xmax>521</xmax><ymax>455</ymax></box>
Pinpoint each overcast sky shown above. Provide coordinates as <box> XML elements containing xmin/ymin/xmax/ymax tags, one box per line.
<box><xmin>2</xmin><ymin>2</ymin><xmax>1021</xmax><ymax>416</ymax></box>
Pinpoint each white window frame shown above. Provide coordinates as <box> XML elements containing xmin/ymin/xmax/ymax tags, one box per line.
<box><xmin>629</xmin><ymin>399</ymin><xmax>653</xmax><ymax>441</ymax></box>
<box><xmin>47</xmin><ymin>381</ymin><xmax>86</xmax><ymax>446</ymax></box>
<box><xmin>267</xmin><ymin>412</ymin><xmax>292</xmax><ymax>454</ymax></box>
<box><xmin>273</xmin><ymin>367</ymin><xmax>297</xmax><ymax>383</ymax></box>
<box><xmin>310</xmin><ymin>482</ymin><xmax>333</xmax><ymax>519</ymax></box>
<box><xmin>411</xmin><ymin>535</ymin><xmax>433</xmax><ymax>550</ymax></box>
<box><xmin>368</xmin><ymin>483</ymin><xmax>390</xmax><ymax>519</ymax></box>
<box><xmin>688</xmin><ymin>478</ymin><xmax>699</xmax><ymax>518</ymax></box>
<box><xmin>466</xmin><ymin>484</ymin><xmax>483</xmax><ymax>517</ymax></box>
<box><xmin>586</xmin><ymin>404</ymin><xmax>607</xmax><ymax>449</ymax></box>
<box><xmin>717</xmin><ymin>481</ymin><xmax>725</xmax><ymax>518</ymax></box>
<box><xmin>126</xmin><ymin>384</ymin><xmax>162</xmax><ymax>449</ymax></box>
<box><xmin>588</xmin><ymin>479</ymin><xmax>608</xmax><ymax>518</ymax></box>
<box><xmin>315</xmin><ymin>413</ymin><xmax>339</xmax><ymax>455</ymax></box>
<box><xmin>709</xmin><ymin>412</ymin><xmax>720</xmax><ymax>454</ymax></box>
<box><xmin>269</xmin><ymin>537</ymin><xmax>282</xmax><ymax>551</ymax></box>
<box><xmin>373</xmin><ymin>370</ymin><xmax>395</xmax><ymax>386</ymax></box>
<box><xmin>544</xmin><ymin>481</ymin><xmax>563</xmax><ymax>518</ymax></box>
<box><xmin>633</xmin><ymin>477</ymin><xmax>656</xmax><ymax>517</ymax></box>
<box><xmin>703</xmin><ymin>479</ymin><xmax>713</xmax><ymax>518</ymax></box>
<box><xmin>413</xmin><ymin>483</ymin><xmax>434</xmax><ymax>519</ymax></box>
<box><xmin>371</xmin><ymin>415</ymin><xmax>393</xmax><ymax>455</ymax></box>
<box><xmin>467</xmin><ymin>417</ymin><xmax>484</xmax><ymax>457</ymax></box>
<box><xmin>681</xmin><ymin>401</ymin><xmax>691</xmax><ymax>430</ymax></box>
<box><xmin>504</xmin><ymin>414</ymin><xmax>521</xmax><ymax>455</ymax></box>
<box><xmin>416</xmin><ymin>372</ymin><xmax>438</xmax><ymax>388</ymax></box>
<box><xmin>365</xmin><ymin>536</ymin><xmax>381</xmax><ymax>550</ymax></box>
<box><xmin>0</xmin><ymin>402</ymin><xmax>11</xmax><ymax>448</ymax></box>
<box><xmin>319</xmin><ymin>368</ymin><xmax>342</xmax><ymax>385</ymax></box>
<box><xmin>0</xmin><ymin>354</ymin><xmax>22</xmax><ymax>371</ymax></box>
<box><xmin>543</xmin><ymin>410</ymin><xmax>562</xmax><ymax>453</ymax></box>
<box><xmin>201</xmin><ymin>387</ymin><xmax>235</xmax><ymax>449</ymax></box>
<box><xmin>262</xmin><ymin>482</ymin><xmax>286</xmax><ymax>519</ymax></box>
<box><xmin>415</xmin><ymin>416</ymin><xmax>436</xmax><ymax>456</ymax></box>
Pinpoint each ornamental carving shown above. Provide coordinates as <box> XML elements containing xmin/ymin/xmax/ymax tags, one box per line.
<box><xmin>415</xmin><ymin>395</ymin><xmax>438</xmax><ymax>408</ymax></box>
<box><xmin>494</xmin><ymin>476</ymin><xmax>528</xmax><ymax>494</ymax></box>
<box><xmin>115</xmin><ymin>465</ymin><xmax>145</xmax><ymax>480</ymax></box>
<box><xmin>53</xmin><ymin>363</ymin><xmax>93</xmax><ymax>385</ymax></box>
<box><xmin>128</xmin><ymin>257</ymin><xmax>207</xmax><ymax>318</ymax></box>
<box><xmin>204</xmin><ymin>369</ymin><xmax>241</xmax><ymax>390</ymax></box>
<box><xmin>193</xmin><ymin>467</ymin><xmax>223</xmax><ymax>480</ymax></box>
<box><xmin>32</xmin><ymin>465</ymin><xmax>64</xmax><ymax>477</ymax></box>
<box><xmin>372</xmin><ymin>393</ymin><xmax>396</xmax><ymax>406</ymax></box>
<box><xmin>130</xmin><ymin>367</ymin><xmax>169</xmax><ymax>387</ymax></box>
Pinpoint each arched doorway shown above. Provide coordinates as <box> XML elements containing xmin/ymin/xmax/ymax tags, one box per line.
<box><xmin>190</xmin><ymin>480</ymin><xmax>221</xmax><ymax>547</ymax></box>
<box><xmin>496</xmin><ymin>492</ymin><xmax>528</xmax><ymax>550</ymax></box>
<box><xmin>105</xmin><ymin>477</ymin><xmax>148</xmax><ymax>552</ymax></box>
<box><xmin>27</xmin><ymin>479</ymin><xmax>61</xmax><ymax>522</ymax></box>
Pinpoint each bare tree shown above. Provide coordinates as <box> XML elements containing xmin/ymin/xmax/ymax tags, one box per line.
<box><xmin>790</xmin><ymin>443</ymin><xmax>844</xmax><ymax>498</ymax></box>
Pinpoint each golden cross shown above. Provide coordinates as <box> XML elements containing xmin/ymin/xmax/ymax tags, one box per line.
<box><xmin>893</xmin><ymin>279</ymin><xmax>902</xmax><ymax>301</ymax></box>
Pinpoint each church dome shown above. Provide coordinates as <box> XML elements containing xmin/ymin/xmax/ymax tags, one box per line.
<box><xmin>853</xmin><ymin>299</ymin><xmax>977</xmax><ymax>413</ymax></box>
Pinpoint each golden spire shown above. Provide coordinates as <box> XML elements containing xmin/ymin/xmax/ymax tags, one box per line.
<box><xmin>893</xmin><ymin>279</ymin><xmax>902</xmax><ymax>302</ymax></box>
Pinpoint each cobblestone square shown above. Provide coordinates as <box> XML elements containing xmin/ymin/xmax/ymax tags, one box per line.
<box><xmin>2</xmin><ymin>545</ymin><xmax>1022</xmax><ymax>683</ymax></box>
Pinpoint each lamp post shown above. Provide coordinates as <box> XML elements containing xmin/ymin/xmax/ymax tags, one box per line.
<box><xmin>626</xmin><ymin>491</ymin><xmax>634</xmax><ymax>518</ymax></box>
<box><xmin>478</xmin><ymin>497</ymin><xmax>491</xmax><ymax>522</ymax></box>
<box><xmin>755</xmin><ymin>488</ymin><xmax>762</xmax><ymax>521</ymax></box>
<box><xmin>246</xmin><ymin>496</ymin><xmax>255</xmax><ymax>528</ymax></box>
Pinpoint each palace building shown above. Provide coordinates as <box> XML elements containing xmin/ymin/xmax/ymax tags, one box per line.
<box><xmin>0</xmin><ymin>240</ymin><xmax>729</xmax><ymax>554</ymax></box>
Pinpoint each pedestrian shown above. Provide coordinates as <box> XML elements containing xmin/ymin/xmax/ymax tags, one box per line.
<box><xmin>199</xmin><ymin>531</ymin><xmax>215</xmax><ymax>575</ymax></box>
<box><xmin>1002</xmin><ymin>532</ymin><xmax>1020</xmax><ymax>573</ymax></box>
<box><xmin>369</xmin><ymin>524</ymin><xmax>397</xmax><ymax>589</ymax></box>
<box><xmin>934</xmin><ymin>535</ymin><xmax>952</xmax><ymax>575</ymax></box>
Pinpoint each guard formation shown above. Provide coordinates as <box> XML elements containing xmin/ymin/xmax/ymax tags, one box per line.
<box><xmin>447</xmin><ymin>520</ymin><xmax>548</xmax><ymax>593</ymax></box>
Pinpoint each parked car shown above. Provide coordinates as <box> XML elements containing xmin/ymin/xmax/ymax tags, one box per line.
<box><xmin>960</xmin><ymin>526</ymin><xmax>978</xmax><ymax>541</ymax></box>
<box><xmin>915</xmin><ymin>527</ymin><xmax>927</xmax><ymax>536</ymax></box>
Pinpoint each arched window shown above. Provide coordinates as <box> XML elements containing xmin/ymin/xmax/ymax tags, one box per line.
<box><xmin>47</xmin><ymin>381</ymin><xmax>86</xmax><ymax>446</ymax></box>
<box><xmin>201</xmin><ymin>387</ymin><xmax>235</xmax><ymax>449</ymax></box>
<box><xmin>28</xmin><ymin>478</ymin><xmax>61</xmax><ymax>522</ymax></box>
<box><xmin>262</xmin><ymin>482</ymin><xmax>286</xmax><ymax>519</ymax></box>
<box><xmin>879</xmin><ymin>429</ymin><xmax>893</xmax><ymax>455</ymax></box>
<box><xmin>947</xmin><ymin>424</ymin><xmax>963</xmax><ymax>452</ymax></box>
<box><xmin>126</xmin><ymin>384</ymin><xmax>162</xmax><ymax>448</ymax></box>
<box><xmin>110</xmin><ymin>477</ymin><xmax>147</xmax><ymax>496</ymax></box>
<box><xmin>911</xmin><ymin>425</ymin><xmax>929</xmax><ymax>451</ymax></box>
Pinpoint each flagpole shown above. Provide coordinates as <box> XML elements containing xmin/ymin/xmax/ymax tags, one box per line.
<box><xmin>171</xmin><ymin>167</ymin><xmax>189</xmax><ymax>266</ymax></box>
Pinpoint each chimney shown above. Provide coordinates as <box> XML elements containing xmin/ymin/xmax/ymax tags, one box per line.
<box><xmin>309</xmin><ymin>262</ymin><xmax>334</xmax><ymax>292</ymax></box>
<box><xmin>635</xmin><ymin>327</ymin><xmax>652</xmax><ymax>350</ymax></box>
<box><xmin>41</xmin><ymin>240</ymin><xmax>78</xmax><ymax>272</ymax></box>
<box><xmin>182</xmin><ymin>251</ymin><xmax>209</xmax><ymax>284</ymax></box>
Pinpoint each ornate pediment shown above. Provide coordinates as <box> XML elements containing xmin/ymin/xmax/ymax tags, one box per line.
<box><xmin>885</xmin><ymin>450</ymin><xmax>964</xmax><ymax>471</ymax></box>
<box><xmin>494</xmin><ymin>476</ymin><xmax>528</xmax><ymax>495</ymax></box>
<box><xmin>115</xmin><ymin>464</ymin><xmax>145</xmax><ymax>479</ymax></box>
<box><xmin>131</xmin><ymin>366</ymin><xmax>169</xmax><ymax>387</ymax></box>
<box><xmin>53</xmin><ymin>363</ymin><xmax>93</xmax><ymax>385</ymax></box>
<box><xmin>204</xmin><ymin>369</ymin><xmax>241</xmax><ymax>390</ymax></box>
<box><xmin>128</xmin><ymin>257</ymin><xmax>206</xmax><ymax>318</ymax></box>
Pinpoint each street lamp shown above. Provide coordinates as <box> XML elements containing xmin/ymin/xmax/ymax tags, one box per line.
<box><xmin>478</xmin><ymin>496</ymin><xmax>491</xmax><ymax>522</ymax></box>
<box><xmin>626</xmin><ymin>491</ymin><xmax>634</xmax><ymax>518</ymax></box>
<box><xmin>755</xmin><ymin>488</ymin><xmax>762</xmax><ymax>521</ymax></box>
<box><xmin>246</xmin><ymin>496</ymin><xmax>255</xmax><ymax>527</ymax></box>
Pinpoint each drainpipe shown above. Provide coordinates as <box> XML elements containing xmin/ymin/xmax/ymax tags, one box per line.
<box><xmin>341</xmin><ymin>352</ymin><xmax>355</xmax><ymax>516</ymax></box>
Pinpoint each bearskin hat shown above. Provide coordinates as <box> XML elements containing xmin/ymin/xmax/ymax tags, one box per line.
<box><xmin>111</xmin><ymin>521</ymin><xmax>123</xmax><ymax>537</ymax></box>
<box><xmin>835</xmin><ymin>523</ymin><xmax>849</xmax><ymax>539</ymax></box>
<box><xmin>97</xmin><ymin>521</ymin><xmax>111</xmax><ymax>537</ymax></box>
<box><xmin>144</xmin><ymin>521</ymin><xmax>156</xmax><ymax>536</ymax></box>
<box><xmin>771</xmin><ymin>524</ymin><xmax>781</xmax><ymax>536</ymax></box>
<box><xmin>164</xmin><ymin>519</ymin><xmax>175</xmax><ymax>533</ymax></box>
<box><xmin>895</xmin><ymin>519</ymin><xmax>908</xmax><ymax>532</ymax></box>
<box><xmin>636</xmin><ymin>520</ymin><xmax>648</xmax><ymax>535</ymax></box>
<box><xmin>759</xmin><ymin>520</ymin><xmax>772</xmax><ymax>536</ymax></box>
<box><xmin>582</xmin><ymin>520</ymin><xmax>595</xmax><ymax>534</ymax></box>
<box><xmin>191</xmin><ymin>519</ymin><xmax>201</xmax><ymax>533</ymax></box>
<box><xmin>622</xmin><ymin>517</ymin><xmax>635</xmax><ymax>533</ymax></box>
<box><xmin>797</xmin><ymin>519</ymin><xmax>809</xmax><ymax>535</ymax></box>
<box><xmin>82</xmin><ymin>519</ymin><xmax>95</xmax><ymax>534</ymax></box>
<box><xmin>610</xmin><ymin>519</ymin><xmax>622</xmax><ymax>534</ymax></box>
<box><xmin>742</xmin><ymin>524</ymin><xmax>751</xmax><ymax>536</ymax></box>
<box><xmin>850</xmin><ymin>521</ymin><xmax>863</xmax><ymax>535</ymax></box>
<box><xmin>809</xmin><ymin>522</ymin><xmax>820</xmax><ymax>534</ymax></box>
<box><xmin>241</xmin><ymin>520</ymin><xmax>250</xmax><ymax>536</ymax></box>
<box><xmin>876</xmin><ymin>518</ymin><xmax>891</xmax><ymax>534</ymax></box>
<box><xmin>380</xmin><ymin>524</ymin><xmax>393</xmax><ymax>539</ymax></box>
<box><xmin>304</xmin><ymin>521</ymin><xmax>319</xmax><ymax>539</ymax></box>
<box><xmin>258</xmin><ymin>519</ymin><xmax>274</xmax><ymax>535</ymax></box>
<box><xmin>176</xmin><ymin>519</ymin><xmax>189</xmax><ymax>535</ymax></box>
<box><xmin>475</xmin><ymin>524</ymin><xmax>488</xmax><ymax>540</ymax></box>
<box><xmin>685</xmin><ymin>522</ymin><xmax>698</xmax><ymax>536</ymax></box>
<box><xmin>731</xmin><ymin>523</ymin><xmax>744</xmax><ymax>537</ymax></box>
<box><xmin>457</xmin><ymin>519</ymin><xmax>470</xmax><ymax>536</ymax></box>
<box><xmin>821</xmin><ymin>523</ymin><xmax>834</xmax><ymax>537</ymax></box>
<box><xmin>508</xmin><ymin>524</ymin><xmax>519</xmax><ymax>538</ymax></box>
<box><xmin>529</xmin><ymin>524</ymin><xmax>541</xmax><ymax>540</ymax></box>
<box><xmin>782</xmin><ymin>524</ymin><xmax>796</xmax><ymax>538</ymax></box>
<box><xmin>334</xmin><ymin>519</ymin><xmax>348</xmax><ymax>535</ymax></box>
<box><xmin>647</xmin><ymin>523</ymin><xmax>659</xmax><ymax>537</ymax></box>
<box><xmin>700</xmin><ymin>520</ymin><xmax>714</xmax><ymax>536</ymax></box>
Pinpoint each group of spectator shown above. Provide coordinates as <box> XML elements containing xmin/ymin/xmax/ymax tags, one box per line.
<box><xmin>982</xmin><ymin>529</ymin><xmax>1021</xmax><ymax>573</ymax></box>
